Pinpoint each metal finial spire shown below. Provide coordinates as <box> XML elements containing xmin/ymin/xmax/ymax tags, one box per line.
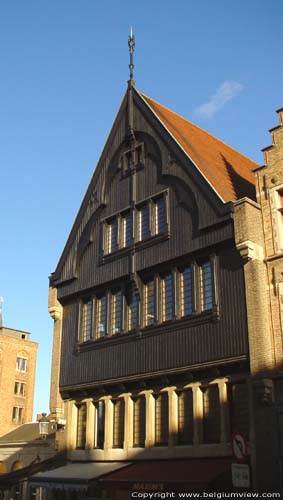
<box><xmin>128</xmin><ymin>27</ymin><xmax>135</xmax><ymax>80</ymax></box>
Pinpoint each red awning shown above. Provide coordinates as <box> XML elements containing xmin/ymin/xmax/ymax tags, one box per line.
<box><xmin>98</xmin><ymin>458</ymin><xmax>233</xmax><ymax>489</ymax></box>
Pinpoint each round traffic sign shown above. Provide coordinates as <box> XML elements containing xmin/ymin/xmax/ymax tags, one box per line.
<box><xmin>232</xmin><ymin>432</ymin><xmax>247</xmax><ymax>461</ymax></box>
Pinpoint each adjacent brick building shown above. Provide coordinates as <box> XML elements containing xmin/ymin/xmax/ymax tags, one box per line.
<box><xmin>0</xmin><ymin>327</ymin><xmax>38</xmax><ymax>437</ymax></box>
<box><xmin>234</xmin><ymin>108</ymin><xmax>283</xmax><ymax>492</ymax></box>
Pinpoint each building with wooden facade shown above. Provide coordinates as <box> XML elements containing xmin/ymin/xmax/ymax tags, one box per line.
<box><xmin>34</xmin><ymin>63</ymin><xmax>283</xmax><ymax>496</ymax></box>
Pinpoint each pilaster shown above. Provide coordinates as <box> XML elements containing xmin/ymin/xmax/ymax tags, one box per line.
<box><xmin>168</xmin><ymin>388</ymin><xmax>178</xmax><ymax>447</ymax></box>
<box><xmin>104</xmin><ymin>397</ymin><xmax>113</xmax><ymax>450</ymax></box>
<box><xmin>192</xmin><ymin>384</ymin><xmax>202</xmax><ymax>445</ymax></box>
<box><xmin>145</xmin><ymin>391</ymin><xmax>155</xmax><ymax>447</ymax></box>
<box><xmin>124</xmin><ymin>393</ymin><xmax>133</xmax><ymax>450</ymax></box>
<box><xmin>86</xmin><ymin>400</ymin><xmax>95</xmax><ymax>449</ymax></box>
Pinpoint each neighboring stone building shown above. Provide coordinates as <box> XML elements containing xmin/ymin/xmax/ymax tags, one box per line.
<box><xmin>234</xmin><ymin>108</ymin><xmax>283</xmax><ymax>492</ymax></box>
<box><xmin>0</xmin><ymin>327</ymin><xmax>38</xmax><ymax>437</ymax></box>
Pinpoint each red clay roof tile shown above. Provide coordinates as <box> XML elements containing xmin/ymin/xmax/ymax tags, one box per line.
<box><xmin>140</xmin><ymin>92</ymin><xmax>258</xmax><ymax>202</ymax></box>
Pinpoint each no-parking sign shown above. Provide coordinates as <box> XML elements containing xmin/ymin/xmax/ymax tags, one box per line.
<box><xmin>232</xmin><ymin>432</ymin><xmax>248</xmax><ymax>461</ymax></box>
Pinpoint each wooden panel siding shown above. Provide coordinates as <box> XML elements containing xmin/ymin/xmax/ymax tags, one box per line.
<box><xmin>57</xmin><ymin>172</ymin><xmax>234</xmax><ymax>301</ymax></box>
<box><xmin>59</xmin><ymin>250</ymin><xmax>248</xmax><ymax>388</ymax></box>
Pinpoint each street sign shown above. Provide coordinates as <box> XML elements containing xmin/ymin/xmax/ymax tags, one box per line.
<box><xmin>232</xmin><ymin>463</ymin><xmax>250</xmax><ymax>488</ymax></box>
<box><xmin>232</xmin><ymin>432</ymin><xmax>247</xmax><ymax>461</ymax></box>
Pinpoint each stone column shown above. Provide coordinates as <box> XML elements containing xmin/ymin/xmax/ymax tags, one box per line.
<box><xmin>218</xmin><ymin>380</ymin><xmax>229</xmax><ymax>443</ymax></box>
<box><xmin>124</xmin><ymin>393</ymin><xmax>133</xmax><ymax>450</ymax></box>
<box><xmin>65</xmin><ymin>400</ymin><xmax>77</xmax><ymax>451</ymax></box>
<box><xmin>192</xmin><ymin>384</ymin><xmax>203</xmax><ymax>445</ymax></box>
<box><xmin>104</xmin><ymin>397</ymin><xmax>113</xmax><ymax>450</ymax></box>
<box><xmin>168</xmin><ymin>388</ymin><xmax>178</xmax><ymax>447</ymax></box>
<box><xmin>86</xmin><ymin>400</ymin><xmax>95</xmax><ymax>449</ymax></box>
<box><xmin>145</xmin><ymin>391</ymin><xmax>155</xmax><ymax>447</ymax></box>
<box><xmin>48</xmin><ymin>287</ymin><xmax>64</xmax><ymax>420</ymax></box>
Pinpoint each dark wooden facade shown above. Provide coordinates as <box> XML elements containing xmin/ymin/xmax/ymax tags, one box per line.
<box><xmin>50</xmin><ymin>85</ymin><xmax>249</xmax><ymax>397</ymax></box>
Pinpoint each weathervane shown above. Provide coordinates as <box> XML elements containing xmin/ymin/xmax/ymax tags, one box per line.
<box><xmin>128</xmin><ymin>27</ymin><xmax>135</xmax><ymax>80</ymax></box>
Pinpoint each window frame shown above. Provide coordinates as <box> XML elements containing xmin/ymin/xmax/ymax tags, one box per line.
<box><xmin>95</xmin><ymin>293</ymin><xmax>108</xmax><ymax>339</ymax></box>
<box><xmin>201</xmin><ymin>384</ymin><xmax>221</xmax><ymax>444</ymax></box>
<box><xmin>76</xmin><ymin>254</ymin><xmax>218</xmax><ymax>350</ymax></box>
<box><xmin>112</xmin><ymin>398</ymin><xmax>125</xmax><ymax>449</ymax></box>
<box><xmin>76</xmin><ymin>403</ymin><xmax>87</xmax><ymax>450</ymax></box>
<box><xmin>110</xmin><ymin>289</ymin><xmax>123</xmax><ymax>335</ymax></box>
<box><xmin>160</xmin><ymin>271</ymin><xmax>175</xmax><ymax>322</ymax></box>
<box><xmin>12</xmin><ymin>406</ymin><xmax>24</xmax><ymax>424</ymax></box>
<box><xmin>199</xmin><ymin>258</ymin><xmax>214</xmax><ymax>312</ymax></box>
<box><xmin>154</xmin><ymin>392</ymin><xmax>169</xmax><ymax>447</ymax></box>
<box><xmin>94</xmin><ymin>400</ymin><xmax>105</xmax><ymax>449</ymax></box>
<box><xmin>80</xmin><ymin>297</ymin><xmax>93</xmax><ymax>343</ymax></box>
<box><xmin>16</xmin><ymin>356</ymin><xmax>27</xmax><ymax>373</ymax></box>
<box><xmin>176</xmin><ymin>388</ymin><xmax>194</xmax><ymax>445</ymax></box>
<box><xmin>14</xmin><ymin>381</ymin><xmax>26</xmax><ymax>397</ymax></box>
<box><xmin>143</xmin><ymin>278</ymin><xmax>156</xmax><ymax>327</ymax></box>
<box><xmin>132</xmin><ymin>395</ymin><xmax>146</xmax><ymax>448</ymax></box>
<box><xmin>101</xmin><ymin>190</ymin><xmax>169</xmax><ymax>257</ymax></box>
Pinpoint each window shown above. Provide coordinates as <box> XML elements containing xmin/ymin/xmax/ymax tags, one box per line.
<box><xmin>153</xmin><ymin>196</ymin><xmax>166</xmax><ymax>235</ymax></box>
<box><xmin>133</xmin><ymin>396</ymin><xmax>146</xmax><ymax>447</ymax></box>
<box><xmin>14</xmin><ymin>381</ymin><xmax>25</xmax><ymax>396</ymax></box>
<box><xmin>200</xmin><ymin>260</ymin><xmax>213</xmax><ymax>311</ymax></box>
<box><xmin>76</xmin><ymin>403</ymin><xmax>86</xmax><ymax>449</ymax></box>
<box><xmin>180</xmin><ymin>267</ymin><xmax>193</xmax><ymax>316</ymax></box>
<box><xmin>105</xmin><ymin>218</ymin><xmax>118</xmax><ymax>254</ymax></box>
<box><xmin>177</xmin><ymin>389</ymin><xmax>194</xmax><ymax>444</ymax></box>
<box><xmin>229</xmin><ymin>382</ymin><xmax>249</xmax><ymax>440</ymax></box>
<box><xmin>144</xmin><ymin>280</ymin><xmax>155</xmax><ymax>326</ymax></box>
<box><xmin>155</xmin><ymin>393</ymin><xmax>168</xmax><ymax>446</ymax></box>
<box><xmin>113</xmin><ymin>399</ymin><xmax>125</xmax><ymax>448</ymax></box>
<box><xmin>102</xmin><ymin>192</ymin><xmax>167</xmax><ymax>254</ymax></box>
<box><xmin>161</xmin><ymin>273</ymin><xmax>174</xmax><ymax>321</ymax></box>
<box><xmin>81</xmin><ymin>298</ymin><xmax>93</xmax><ymax>342</ymax></box>
<box><xmin>121</xmin><ymin>211</ymin><xmax>132</xmax><ymax>248</ymax></box>
<box><xmin>127</xmin><ymin>288</ymin><xmax>139</xmax><ymax>331</ymax></box>
<box><xmin>202</xmin><ymin>385</ymin><xmax>220</xmax><ymax>443</ymax></box>
<box><xmin>96</xmin><ymin>294</ymin><xmax>107</xmax><ymax>338</ymax></box>
<box><xmin>111</xmin><ymin>290</ymin><xmax>123</xmax><ymax>335</ymax></box>
<box><xmin>137</xmin><ymin>204</ymin><xmax>150</xmax><ymax>241</ymax></box>
<box><xmin>16</xmin><ymin>357</ymin><xmax>27</xmax><ymax>372</ymax></box>
<box><xmin>12</xmin><ymin>407</ymin><xmax>23</xmax><ymax>424</ymax></box>
<box><xmin>94</xmin><ymin>400</ymin><xmax>105</xmax><ymax>449</ymax></box>
<box><xmin>77</xmin><ymin>255</ymin><xmax>217</xmax><ymax>346</ymax></box>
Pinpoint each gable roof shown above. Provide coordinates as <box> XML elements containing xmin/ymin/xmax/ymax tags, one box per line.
<box><xmin>139</xmin><ymin>92</ymin><xmax>258</xmax><ymax>202</ymax></box>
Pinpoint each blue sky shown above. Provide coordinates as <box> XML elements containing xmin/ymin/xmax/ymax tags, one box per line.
<box><xmin>1</xmin><ymin>1</ymin><xmax>282</xmax><ymax>418</ymax></box>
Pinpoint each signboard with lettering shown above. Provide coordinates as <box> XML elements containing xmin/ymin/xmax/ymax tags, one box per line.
<box><xmin>231</xmin><ymin>463</ymin><xmax>250</xmax><ymax>488</ymax></box>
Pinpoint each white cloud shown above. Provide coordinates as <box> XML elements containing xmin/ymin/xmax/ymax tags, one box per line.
<box><xmin>194</xmin><ymin>81</ymin><xmax>244</xmax><ymax>119</ymax></box>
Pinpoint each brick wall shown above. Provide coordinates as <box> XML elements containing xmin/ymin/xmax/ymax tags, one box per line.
<box><xmin>0</xmin><ymin>331</ymin><xmax>38</xmax><ymax>437</ymax></box>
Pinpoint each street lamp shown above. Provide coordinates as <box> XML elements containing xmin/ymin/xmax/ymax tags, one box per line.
<box><xmin>39</xmin><ymin>413</ymin><xmax>49</xmax><ymax>438</ymax></box>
